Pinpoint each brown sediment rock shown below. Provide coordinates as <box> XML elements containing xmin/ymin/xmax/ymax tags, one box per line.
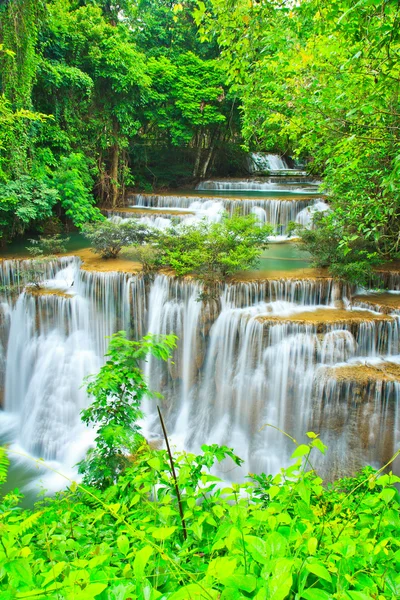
<box><xmin>352</xmin><ymin>293</ymin><xmax>400</xmax><ymax>314</ymax></box>
<box><xmin>232</xmin><ymin>268</ymin><xmax>331</xmax><ymax>282</ymax></box>
<box><xmin>66</xmin><ymin>248</ymin><xmax>142</xmax><ymax>274</ymax></box>
<box><xmin>322</xmin><ymin>361</ymin><xmax>400</xmax><ymax>384</ymax></box>
<box><xmin>255</xmin><ymin>308</ymin><xmax>393</xmax><ymax>331</ymax></box>
<box><xmin>104</xmin><ymin>207</ymin><xmax>196</xmax><ymax>216</ymax></box>
<box><xmin>26</xmin><ymin>286</ymin><xmax>73</xmax><ymax>299</ymax></box>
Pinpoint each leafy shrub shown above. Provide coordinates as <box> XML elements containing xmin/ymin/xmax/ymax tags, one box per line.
<box><xmin>0</xmin><ymin>438</ymin><xmax>399</xmax><ymax>598</ymax></box>
<box><xmin>82</xmin><ymin>219</ymin><xmax>152</xmax><ymax>258</ymax></box>
<box><xmin>298</xmin><ymin>212</ymin><xmax>382</xmax><ymax>286</ymax></box>
<box><xmin>153</xmin><ymin>213</ymin><xmax>272</xmax><ymax>296</ymax></box>
<box><xmin>122</xmin><ymin>243</ymin><xmax>161</xmax><ymax>274</ymax></box>
<box><xmin>0</xmin><ymin>175</ymin><xmax>58</xmax><ymax>242</ymax></box>
<box><xmin>46</xmin><ymin>153</ymin><xmax>103</xmax><ymax>228</ymax></box>
<box><xmin>26</xmin><ymin>233</ymin><xmax>70</xmax><ymax>257</ymax></box>
<box><xmin>78</xmin><ymin>332</ymin><xmax>177</xmax><ymax>489</ymax></box>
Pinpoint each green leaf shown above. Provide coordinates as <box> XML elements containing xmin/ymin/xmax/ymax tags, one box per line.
<box><xmin>151</xmin><ymin>526</ymin><xmax>176</xmax><ymax>540</ymax></box>
<box><xmin>307</xmin><ymin>537</ymin><xmax>318</xmax><ymax>555</ymax></box>
<box><xmin>133</xmin><ymin>545</ymin><xmax>153</xmax><ymax>579</ymax></box>
<box><xmin>208</xmin><ymin>557</ymin><xmax>237</xmax><ymax>581</ymax></box>
<box><xmin>41</xmin><ymin>562</ymin><xmax>66</xmax><ymax>587</ymax></box>
<box><xmin>301</xmin><ymin>590</ymin><xmax>331</xmax><ymax>600</ymax></box>
<box><xmin>244</xmin><ymin>535</ymin><xmax>266</xmax><ymax>564</ymax></box>
<box><xmin>4</xmin><ymin>560</ymin><xmax>33</xmax><ymax>585</ymax></box>
<box><xmin>306</xmin><ymin>562</ymin><xmax>332</xmax><ymax>583</ymax></box>
<box><xmin>268</xmin><ymin>558</ymin><xmax>293</xmax><ymax>600</ymax></box>
<box><xmin>379</xmin><ymin>488</ymin><xmax>396</xmax><ymax>504</ymax></box>
<box><xmin>117</xmin><ymin>535</ymin><xmax>130</xmax><ymax>556</ymax></box>
<box><xmin>221</xmin><ymin>574</ymin><xmax>257</xmax><ymax>592</ymax></box>
<box><xmin>148</xmin><ymin>457</ymin><xmax>161</xmax><ymax>471</ymax></box>
<box><xmin>297</xmin><ymin>481</ymin><xmax>311</xmax><ymax>506</ymax></box>
<box><xmin>291</xmin><ymin>445</ymin><xmax>311</xmax><ymax>458</ymax></box>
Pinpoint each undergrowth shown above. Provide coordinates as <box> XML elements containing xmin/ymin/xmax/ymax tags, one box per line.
<box><xmin>0</xmin><ymin>441</ymin><xmax>399</xmax><ymax>599</ymax></box>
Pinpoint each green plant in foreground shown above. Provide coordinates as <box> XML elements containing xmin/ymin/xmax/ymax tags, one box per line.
<box><xmin>1</xmin><ymin>438</ymin><xmax>399</xmax><ymax>599</ymax></box>
<box><xmin>78</xmin><ymin>331</ymin><xmax>177</xmax><ymax>489</ymax></box>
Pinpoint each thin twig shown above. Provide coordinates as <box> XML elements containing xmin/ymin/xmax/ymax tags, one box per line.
<box><xmin>157</xmin><ymin>406</ymin><xmax>187</xmax><ymax>541</ymax></box>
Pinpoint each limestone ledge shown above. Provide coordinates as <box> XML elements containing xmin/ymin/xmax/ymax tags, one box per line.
<box><xmin>26</xmin><ymin>286</ymin><xmax>73</xmax><ymax>299</ymax></box>
<box><xmin>352</xmin><ymin>294</ymin><xmax>400</xmax><ymax>314</ymax></box>
<box><xmin>321</xmin><ymin>361</ymin><xmax>400</xmax><ymax>384</ymax></box>
<box><xmin>104</xmin><ymin>207</ymin><xmax>195</xmax><ymax>216</ymax></box>
<box><xmin>255</xmin><ymin>308</ymin><xmax>394</xmax><ymax>330</ymax></box>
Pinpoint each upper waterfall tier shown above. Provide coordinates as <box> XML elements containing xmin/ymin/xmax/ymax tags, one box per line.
<box><xmin>195</xmin><ymin>178</ymin><xmax>320</xmax><ymax>193</ymax></box>
<box><xmin>248</xmin><ymin>153</ymin><xmax>290</xmax><ymax>173</ymax></box>
<box><xmin>127</xmin><ymin>193</ymin><xmax>321</xmax><ymax>233</ymax></box>
<box><xmin>247</xmin><ymin>153</ymin><xmax>307</xmax><ymax>175</ymax></box>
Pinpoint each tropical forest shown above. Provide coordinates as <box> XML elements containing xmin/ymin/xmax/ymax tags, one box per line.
<box><xmin>0</xmin><ymin>0</ymin><xmax>400</xmax><ymax>598</ymax></box>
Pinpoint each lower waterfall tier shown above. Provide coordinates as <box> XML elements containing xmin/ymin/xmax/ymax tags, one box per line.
<box><xmin>0</xmin><ymin>258</ymin><xmax>399</xmax><ymax>492</ymax></box>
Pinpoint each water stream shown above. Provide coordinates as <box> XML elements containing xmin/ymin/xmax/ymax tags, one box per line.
<box><xmin>1</xmin><ymin>175</ymin><xmax>399</xmax><ymax>496</ymax></box>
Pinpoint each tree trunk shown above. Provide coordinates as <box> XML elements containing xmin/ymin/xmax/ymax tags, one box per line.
<box><xmin>192</xmin><ymin>129</ymin><xmax>203</xmax><ymax>177</ymax></box>
<box><xmin>110</xmin><ymin>142</ymin><xmax>119</xmax><ymax>208</ymax></box>
<box><xmin>199</xmin><ymin>128</ymin><xmax>219</xmax><ymax>179</ymax></box>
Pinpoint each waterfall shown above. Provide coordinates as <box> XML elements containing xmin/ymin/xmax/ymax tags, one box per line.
<box><xmin>195</xmin><ymin>180</ymin><xmax>319</xmax><ymax>193</ymax></box>
<box><xmin>0</xmin><ymin>260</ymin><xmax>142</xmax><ymax>488</ymax></box>
<box><xmin>126</xmin><ymin>195</ymin><xmax>322</xmax><ymax>234</ymax></box>
<box><xmin>136</xmin><ymin>279</ymin><xmax>400</xmax><ymax>478</ymax></box>
<box><xmin>1</xmin><ymin>259</ymin><xmax>399</xmax><ymax>489</ymax></box>
<box><xmin>248</xmin><ymin>153</ymin><xmax>289</xmax><ymax>172</ymax></box>
<box><xmin>311</xmin><ymin>364</ymin><xmax>400</xmax><ymax>477</ymax></box>
<box><xmin>295</xmin><ymin>200</ymin><xmax>330</xmax><ymax>228</ymax></box>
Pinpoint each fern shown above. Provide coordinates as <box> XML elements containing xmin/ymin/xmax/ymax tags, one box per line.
<box><xmin>0</xmin><ymin>446</ymin><xmax>9</xmax><ymax>487</ymax></box>
<box><xmin>13</xmin><ymin>511</ymin><xmax>43</xmax><ymax>536</ymax></box>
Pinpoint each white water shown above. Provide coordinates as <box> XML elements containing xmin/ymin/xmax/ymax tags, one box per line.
<box><xmin>1</xmin><ymin>258</ymin><xmax>400</xmax><ymax>490</ymax></box>
<box><xmin>296</xmin><ymin>200</ymin><xmax>330</xmax><ymax>227</ymax></box>
<box><xmin>248</xmin><ymin>153</ymin><xmax>289</xmax><ymax>172</ymax></box>
<box><xmin>118</xmin><ymin>196</ymin><xmax>324</xmax><ymax>235</ymax></box>
<box><xmin>195</xmin><ymin>179</ymin><xmax>319</xmax><ymax>193</ymax></box>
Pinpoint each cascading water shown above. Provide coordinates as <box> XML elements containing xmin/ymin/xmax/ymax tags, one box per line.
<box><xmin>1</xmin><ymin>215</ymin><xmax>399</xmax><ymax>489</ymax></box>
<box><xmin>138</xmin><ymin>286</ymin><xmax>400</xmax><ymax>478</ymax></box>
<box><xmin>195</xmin><ymin>179</ymin><xmax>320</xmax><ymax>193</ymax></box>
<box><xmin>123</xmin><ymin>195</ymin><xmax>323</xmax><ymax>235</ymax></box>
<box><xmin>0</xmin><ymin>259</ymin><xmax>144</xmax><ymax>491</ymax></box>
<box><xmin>295</xmin><ymin>200</ymin><xmax>330</xmax><ymax>227</ymax></box>
<box><xmin>248</xmin><ymin>153</ymin><xmax>289</xmax><ymax>172</ymax></box>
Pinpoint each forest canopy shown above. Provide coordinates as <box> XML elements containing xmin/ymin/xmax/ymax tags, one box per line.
<box><xmin>0</xmin><ymin>0</ymin><xmax>399</xmax><ymax>281</ymax></box>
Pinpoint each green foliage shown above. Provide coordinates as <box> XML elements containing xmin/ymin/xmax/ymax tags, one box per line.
<box><xmin>0</xmin><ymin>436</ymin><xmax>399</xmax><ymax>598</ymax></box>
<box><xmin>123</xmin><ymin>243</ymin><xmax>160</xmax><ymax>275</ymax></box>
<box><xmin>296</xmin><ymin>213</ymin><xmax>382</xmax><ymax>286</ymax></box>
<box><xmin>0</xmin><ymin>446</ymin><xmax>9</xmax><ymax>487</ymax></box>
<box><xmin>153</xmin><ymin>213</ymin><xmax>272</xmax><ymax>295</ymax></box>
<box><xmin>0</xmin><ymin>175</ymin><xmax>58</xmax><ymax>242</ymax></box>
<box><xmin>82</xmin><ymin>219</ymin><xmax>151</xmax><ymax>259</ymax></box>
<box><xmin>46</xmin><ymin>153</ymin><xmax>103</xmax><ymax>228</ymax></box>
<box><xmin>145</xmin><ymin>51</ymin><xmax>227</xmax><ymax>147</ymax></box>
<box><xmin>78</xmin><ymin>331</ymin><xmax>177</xmax><ymax>489</ymax></box>
<box><xmin>26</xmin><ymin>233</ymin><xmax>70</xmax><ymax>257</ymax></box>
<box><xmin>202</xmin><ymin>0</ymin><xmax>400</xmax><ymax>283</ymax></box>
